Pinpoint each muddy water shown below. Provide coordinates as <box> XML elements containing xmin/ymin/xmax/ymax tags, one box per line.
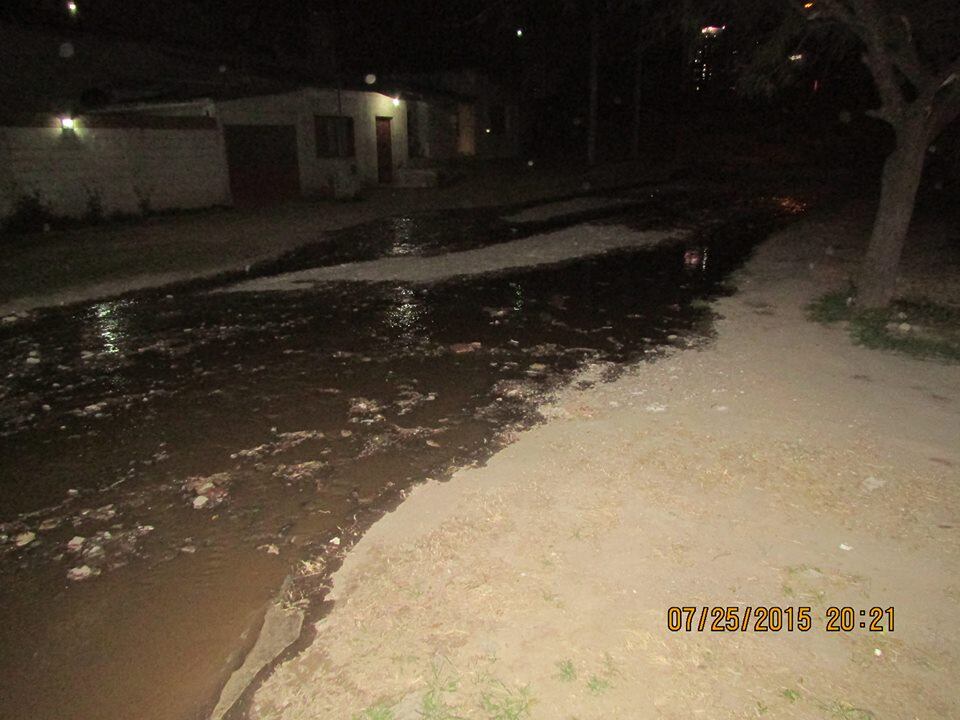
<box><xmin>0</xmin><ymin>188</ymin><xmax>804</xmax><ymax>720</ymax></box>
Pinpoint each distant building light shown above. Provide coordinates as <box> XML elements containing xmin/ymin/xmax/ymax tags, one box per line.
<box><xmin>516</xmin><ymin>28</ymin><xmax>524</xmax><ymax>37</ymax></box>
<box><xmin>364</xmin><ymin>73</ymin><xmax>377</xmax><ymax>85</ymax></box>
<box><xmin>485</xmin><ymin>128</ymin><xmax>492</xmax><ymax>134</ymax></box>
<box><xmin>803</xmin><ymin>1</ymin><xmax>815</xmax><ymax>8</ymax></box>
<box><xmin>701</xmin><ymin>25</ymin><xmax>725</xmax><ymax>36</ymax></box>
<box><xmin>66</xmin><ymin>0</ymin><xmax>78</xmax><ymax>15</ymax></box>
<box><xmin>59</xmin><ymin>116</ymin><xmax>75</xmax><ymax>132</ymax></box>
<box><xmin>392</xmin><ymin>96</ymin><xmax>400</xmax><ymax>107</ymax></box>
<box><xmin>789</xmin><ymin>53</ymin><xmax>804</xmax><ymax>62</ymax></box>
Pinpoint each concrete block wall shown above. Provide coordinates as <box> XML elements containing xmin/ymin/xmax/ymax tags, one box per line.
<box><xmin>0</xmin><ymin>115</ymin><xmax>229</xmax><ymax>221</ymax></box>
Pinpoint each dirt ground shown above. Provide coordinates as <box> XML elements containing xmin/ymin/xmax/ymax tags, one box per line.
<box><xmin>244</xmin><ymin>201</ymin><xmax>960</xmax><ymax>720</ymax></box>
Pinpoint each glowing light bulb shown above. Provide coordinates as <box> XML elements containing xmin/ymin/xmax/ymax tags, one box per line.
<box><xmin>60</xmin><ymin>116</ymin><xmax>75</xmax><ymax>131</ymax></box>
<box><xmin>516</xmin><ymin>28</ymin><xmax>523</xmax><ymax>37</ymax></box>
<box><xmin>66</xmin><ymin>1</ymin><xmax>78</xmax><ymax>15</ymax></box>
<box><xmin>391</xmin><ymin>97</ymin><xmax>400</xmax><ymax>107</ymax></box>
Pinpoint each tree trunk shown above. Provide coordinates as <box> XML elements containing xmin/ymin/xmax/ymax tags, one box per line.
<box><xmin>630</xmin><ymin>43</ymin><xmax>642</xmax><ymax>160</ymax></box>
<box><xmin>587</xmin><ymin>7</ymin><xmax>599</xmax><ymax>166</ymax></box>
<box><xmin>857</xmin><ymin>117</ymin><xmax>928</xmax><ymax>308</ymax></box>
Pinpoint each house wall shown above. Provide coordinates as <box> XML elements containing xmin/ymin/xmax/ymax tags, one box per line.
<box><xmin>0</xmin><ymin>87</ymin><xmax>412</xmax><ymax>223</ymax></box>
<box><xmin>213</xmin><ymin>89</ymin><xmax>408</xmax><ymax>195</ymax></box>
<box><xmin>408</xmin><ymin>99</ymin><xmax>460</xmax><ymax>161</ymax></box>
<box><xmin>432</xmin><ymin>71</ymin><xmax>521</xmax><ymax>159</ymax></box>
<box><xmin>0</xmin><ymin>115</ymin><xmax>228</xmax><ymax>221</ymax></box>
<box><xmin>475</xmin><ymin>102</ymin><xmax>521</xmax><ymax>159</ymax></box>
<box><xmin>427</xmin><ymin>102</ymin><xmax>460</xmax><ymax>160</ymax></box>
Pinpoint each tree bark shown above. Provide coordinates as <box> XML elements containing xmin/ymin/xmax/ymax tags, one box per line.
<box><xmin>587</xmin><ymin>6</ymin><xmax>600</xmax><ymax>166</ymax></box>
<box><xmin>630</xmin><ymin>42</ymin><xmax>642</xmax><ymax>160</ymax></box>
<box><xmin>857</xmin><ymin>116</ymin><xmax>928</xmax><ymax>308</ymax></box>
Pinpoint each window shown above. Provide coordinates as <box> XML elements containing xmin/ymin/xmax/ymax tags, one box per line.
<box><xmin>315</xmin><ymin>115</ymin><xmax>355</xmax><ymax>158</ymax></box>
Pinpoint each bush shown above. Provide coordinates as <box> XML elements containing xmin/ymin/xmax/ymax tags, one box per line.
<box><xmin>2</xmin><ymin>193</ymin><xmax>59</xmax><ymax>235</ymax></box>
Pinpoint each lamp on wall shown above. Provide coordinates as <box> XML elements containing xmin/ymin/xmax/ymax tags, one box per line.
<box><xmin>392</xmin><ymin>96</ymin><xmax>401</xmax><ymax>107</ymax></box>
<box><xmin>59</xmin><ymin>116</ymin><xmax>75</xmax><ymax>133</ymax></box>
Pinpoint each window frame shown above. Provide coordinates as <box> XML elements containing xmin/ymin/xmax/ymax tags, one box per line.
<box><xmin>315</xmin><ymin>114</ymin><xmax>355</xmax><ymax>158</ymax></box>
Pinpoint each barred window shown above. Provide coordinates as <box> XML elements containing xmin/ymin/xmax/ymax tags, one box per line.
<box><xmin>315</xmin><ymin>115</ymin><xmax>355</xmax><ymax>158</ymax></box>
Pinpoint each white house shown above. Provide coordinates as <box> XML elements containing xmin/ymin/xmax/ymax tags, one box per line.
<box><xmin>120</xmin><ymin>87</ymin><xmax>411</xmax><ymax>205</ymax></box>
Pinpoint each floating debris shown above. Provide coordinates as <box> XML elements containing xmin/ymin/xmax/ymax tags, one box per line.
<box><xmin>67</xmin><ymin>565</ymin><xmax>99</xmax><ymax>582</ymax></box>
<box><xmin>181</xmin><ymin>473</ymin><xmax>232</xmax><ymax>509</ymax></box>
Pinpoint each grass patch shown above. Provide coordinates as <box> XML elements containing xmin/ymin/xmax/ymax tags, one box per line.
<box><xmin>420</xmin><ymin>662</ymin><xmax>462</xmax><ymax>720</ymax></box>
<box><xmin>821</xmin><ymin>701</ymin><xmax>876</xmax><ymax>719</ymax></box>
<box><xmin>555</xmin><ymin>659</ymin><xmax>577</xmax><ymax>682</ymax></box>
<box><xmin>352</xmin><ymin>703</ymin><xmax>394</xmax><ymax>720</ymax></box>
<box><xmin>586</xmin><ymin>675</ymin><xmax>611</xmax><ymax>694</ymax></box>
<box><xmin>807</xmin><ymin>291</ymin><xmax>960</xmax><ymax>362</ymax></box>
<box><xmin>782</xmin><ymin>688</ymin><xmax>801</xmax><ymax>702</ymax></box>
<box><xmin>480</xmin><ymin>682</ymin><xmax>535</xmax><ymax>720</ymax></box>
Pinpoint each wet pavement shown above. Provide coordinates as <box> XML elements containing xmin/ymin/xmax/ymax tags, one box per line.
<box><xmin>0</xmin><ymin>185</ymin><xmax>806</xmax><ymax>720</ymax></box>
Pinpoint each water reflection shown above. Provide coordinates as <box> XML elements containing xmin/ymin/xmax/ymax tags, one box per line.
<box><xmin>385</xmin><ymin>285</ymin><xmax>426</xmax><ymax>346</ymax></box>
<box><xmin>510</xmin><ymin>282</ymin><xmax>525</xmax><ymax>312</ymax></box>
<box><xmin>683</xmin><ymin>247</ymin><xmax>709</xmax><ymax>273</ymax></box>
<box><xmin>389</xmin><ymin>216</ymin><xmax>416</xmax><ymax>256</ymax></box>
<box><xmin>88</xmin><ymin>300</ymin><xmax>133</xmax><ymax>355</ymax></box>
<box><xmin>773</xmin><ymin>196</ymin><xmax>808</xmax><ymax>215</ymax></box>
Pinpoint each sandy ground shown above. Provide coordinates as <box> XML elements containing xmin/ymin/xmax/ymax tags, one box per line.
<box><xmin>0</xmin><ymin>160</ymin><xmax>670</xmax><ymax>316</ymax></box>
<box><xmin>220</xmin><ymin>226</ymin><xmax>681</xmax><ymax>292</ymax></box>
<box><xmin>243</xmin><ymin>203</ymin><xmax>960</xmax><ymax>720</ymax></box>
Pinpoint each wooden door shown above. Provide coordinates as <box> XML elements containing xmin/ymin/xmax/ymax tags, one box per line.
<box><xmin>376</xmin><ymin>117</ymin><xmax>393</xmax><ymax>184</ymax></box>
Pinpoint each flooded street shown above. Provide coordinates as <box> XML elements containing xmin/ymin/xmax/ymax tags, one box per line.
<box><xmin>0</xmin><ymin>186</ymin><xmax>805</xmax><ymax>720</ymax></box>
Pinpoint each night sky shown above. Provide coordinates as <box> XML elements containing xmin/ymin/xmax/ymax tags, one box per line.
<box><xmin>1</xmin><ymin>0</ymin><xmax>531</xmax><ymax>75</ymax></box>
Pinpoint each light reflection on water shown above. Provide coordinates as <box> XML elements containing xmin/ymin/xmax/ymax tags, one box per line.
<box><xmin>684</xmin><ymin>247</ymin><xmax>709</xmax><ymax>272</ymax></box>
<box><xmin>389</xmin><ymin>217</ymin><xmax>416</xmax><ymax>256</ymax></box>
<box><xmin>90</xmin><ymin>300</ymin><xmax>134</xmax><ymax>356</ymax></box>
<box><xmin>385</xmin><ymin>285</ymin><xmax>426</xmax><ymax>345</ymax></box>
<box><xmin>510</xmin><ymin>281</ymin><xmax>525</xmax><ymax>312</ymax></box>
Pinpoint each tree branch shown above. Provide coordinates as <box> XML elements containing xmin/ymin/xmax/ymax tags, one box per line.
<box><xmin>886</xmin><ymin>16</ymin><xmax>933</xmax><ymax>93</ymax></box>
<box><xmin>840</xmin><ymin>0</ymin><xmax>906</xmax><ymax>121</ymax></box>
<box><xmin>926</xmin><ymin>59</ymin><xmax>960</xmax><ymax>141</ymax></box>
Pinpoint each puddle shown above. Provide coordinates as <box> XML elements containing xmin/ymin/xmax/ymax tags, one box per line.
<box><xmin>0</xmin><ymin>187</ymin><xmax>805</xmax><ymax>720</ymax></box>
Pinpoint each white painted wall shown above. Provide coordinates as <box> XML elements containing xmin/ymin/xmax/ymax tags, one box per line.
<box><xmin>0</xmin><ymin>121</ymin><xmax>228</xmax><ymax>220</ymax></box>
<box><xmin>0</xmin><ymin>87</ymin><xmax>411</xmax><ymax>222</ymax></box>
<box><xmin>214</xmin><ymin>88</ymin><xmax>408</xmax><ymax>194</ymax></box>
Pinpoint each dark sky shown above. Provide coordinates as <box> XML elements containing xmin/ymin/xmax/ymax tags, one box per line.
<box><xmin>1</xmin><ymin>0</ymin><xmax>529</xmax><ymax>75</ymax></box>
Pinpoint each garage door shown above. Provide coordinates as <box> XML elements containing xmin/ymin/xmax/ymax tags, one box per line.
<box><xmin>223</xmin><ymin>124</ymin><xmax>301</xmax><ymax>207</ymax></box>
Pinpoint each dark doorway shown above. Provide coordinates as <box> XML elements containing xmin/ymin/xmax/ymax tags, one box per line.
<box><xmin>223</xmin><ymin>124</ymin><xmax>301</xmax><ymax>207</ymax></box>
<box><xmin>376</xmin><ymin>117</ymin><xmax>393</xmax><ymax>183</ymax></box>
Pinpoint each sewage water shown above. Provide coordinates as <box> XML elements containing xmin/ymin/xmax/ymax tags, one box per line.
<box><xmin>0</xmin><ymin>187</ymin><xmax>805</xmax><ymax>720</ymax></box>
